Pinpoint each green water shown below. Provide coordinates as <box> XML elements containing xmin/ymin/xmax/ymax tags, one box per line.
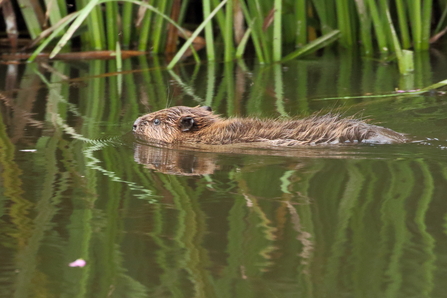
<box><xmin>1</xmin><ymin>51</ymin><xmax>447</xmax><ymax>298</ymax></box>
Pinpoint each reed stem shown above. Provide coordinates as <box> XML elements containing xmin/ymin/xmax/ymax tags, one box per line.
<box><xmin>152</xmin><ymin>0</ymin><xmax>169</xmax><ymax>53</ymax></box>
<box><xmin>203</xmin><ymin>0</ymin><xmax>216</xmax><ymax>61</ymax></box>
<box><xmin>295</xmin><ymin>0</ymin><xmax>307</xmax><ymax>47</ymax></box>
<box><xmin>224</xmin><ymin>0</ymin><xmax>234</xmax><ymax>62</ymax></box>
<box><xmin>409</xmin><ymin>0</ymin><xmax>422</xmax><ymax>50</ymax></box>
<box><xmin>354</xmin><ymin>0</ymin><xmax>373</xmax><ymax>55</ymax></box>
<box><xmin>138</xmin><ymin>3</ymin><xmax>153</xmax><ymax>51</ymax></box>
<box><xmin>395</xmin><ymin>0</ymin><xmax>411</xmax><ymax>49</ymax></box>
<box><xmin>421</xmin><ymin>0</ymin><xmax>433</xmax><ymax>50</ymax></box>
<box><xmin>121</xmin><ymin>2</ymin><xmax>133</xmax><ymax>49</ymax></box>
<box><xmin>105</xmin><ymin>2</ymin><xmax>118</xmax><ymax>50</ymax></box>
<box><xmin>17</xmin><ymin>0</ymin><xmax>44</xmax><ymax>39</ymax></box>
<box><xmin>273</xmin><ymin>0</ymin><xmax>282</xmax><ymax>61</ymax></box>
<box><xmin>366</xmin><ymin>0</ymin><xmax>388</xmax><ymax>54</ymax></box>
<box><xmin>336</xmin><ymin>0</ymin><xmax>353</xmax><ymax>47</ymax></box>
<box><xmin>239</xmin><ymin>1</ymin><xmax>265</xmax><ymax>63</ymax></box>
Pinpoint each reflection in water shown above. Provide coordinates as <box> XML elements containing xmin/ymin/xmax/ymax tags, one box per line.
<box><xmin>133</xmin><ymin>142</ymin><xmax>218</xmax><ymax>175</ymax></box>
<box><xmin>0</xmin><ymin>55</ymin><xmax>447</xmax><ymax>297</ymax></box>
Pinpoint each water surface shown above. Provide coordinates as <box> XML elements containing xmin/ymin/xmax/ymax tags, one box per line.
<box><xmin>1</xmin><ymin>52</ymin><xmax>447</xmax><ymax>297</ymax></box>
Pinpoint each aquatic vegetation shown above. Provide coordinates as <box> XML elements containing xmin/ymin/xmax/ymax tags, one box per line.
<box><xmin>3</xmin><ymin>0</ymin><xmax>447</xmax><ymax>73</ymax></box>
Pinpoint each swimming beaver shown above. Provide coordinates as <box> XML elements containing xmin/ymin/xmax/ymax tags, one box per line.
<box><xmin>132</xmin><ymin>106</ymin><xmax>407</xmax><ymax>146</ymax></box>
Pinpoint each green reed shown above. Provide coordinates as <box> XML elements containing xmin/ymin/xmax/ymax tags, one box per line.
<box><xmin>295</xmin><ymin>0</ymin><xmax>307</xmax><ymax>47</ymax></box>
<box><xmin>17</xmin><ymin>0</ymin><xmax>43</xmax><ymax>39</ymax></box>
<box><xmin>203</xmin><ymin>0</ymin><xmax>216</xmax><ymax>61</ymax></box>
<box><xmin>16</xmin><ymin>0</ymin><xmax>447</xmax><ymax>73</ymax></box>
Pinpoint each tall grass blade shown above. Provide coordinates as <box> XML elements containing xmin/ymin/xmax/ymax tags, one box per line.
<box><xmin>395</xmin><ymin>0</ymin><xmax>411</xmax><ymax>49</ymax></box>
<box><xmin>419</xmin><ymin>79</ymin><xmax>447</xmax><ymax>92</ymax></box>
<box><xmin>281</xmin><ymin>30</ymin><xmax>340</xmax><ymax>62</ymax></box>
<box><xmin>124</xmin><ymin>0</ymin><xmax>196</xmax><ymax>57</ymax></box>
<box><xmin>239</xmin><ymin>1</ymin><xmax>265</xmax><ymax>63</ymax></box>
<box><xmin>246</xmin><ymin>0</ymin><xmax>271</xmax><ymax>62</ymax></box>
<box><xmin>50</xmin><ymin>0</ymin><xmax>101</xmax><ymax>58</ymax></box>
<box><xmin>235</xmin><ymin>27</ymin><xmax>252</xmax><ymax>59</ymax></box>
<box><xmin>56</xmin><ymin>0</ymin><xmax>68</xmax><ymax>16</ymax></box>
<box><xmin>105</xmin><ymin>2</ymin><xmax>118</xmax><ymax>51</ymax></box>
<box><xmin>81</xmin><ymin>0</ymin><xmax>105</xmax><ymax>50</ymax></box>
<box><xmin>17</xmin><ymin>0</ymin><xmax>44</xmax><ymax>39</ymax></box>
<box><xmin>152</xmin><ymin>0</ymin><xmax>169</xmax><ymax>53</ymax></box>
<box><xmin>105</xmin><ymin>2</ymin><xmax>119</xmax><ymax>50</ymax></box>
<box><xmin>178</xmin><ymin>0</ymin><xmax>190</xmax><ymax>24</ymax></box>
<box><xmin>366</xmin><ymin>0</ymin><xmax>388</xmax><ymax>54</ymax></box>
<box><xmin>382</xmin><ymin>1</ymin><xmax>413</xmax><ymax>74</ymax></box>
<box><xmin>408</xmin><ymin>0</ymin><xmax>422</xmax><ymax>50</ymax></box>
<box><xmin>336</xmin><ymin>0</ymin><xmax>354</xmax><ymax>47</ymax></box>
<box><xmin>167</xmin><ymin>0</ymin><xmax>228</xmax><ymax>69</ymax></box>
<box><xmin>138</xmin><ymin>2</ymin><xmax>153</xmax><ymax>51</ymax></box>
<box><xmin>272</xmin><ymin>0</ymin><xmax>282</xmax><ymax>61</ymax></box>
<box><xmin>224</xmin><ymin>0</ymin><xmax>234</xmax><ymax>62</ymax></box>
<box><xmin>312</xmin><ymin>0</ymin><xmax>336</xmax><ymax>34</ymax></box>
<box><xmin>203</xmin><ymin>0</ymin><xmax>216</xmax><ymax>61</ymax></box>
<box><xmin>28</xmin><ymin>12</ymin><xmax>80</xmax><ymax>62</ymax></box>
<box><xmin>121</xmin><ymin>2</ymin><xmax>133</xmax><ymax>49</ymax></box>
<box><xmin>48</xmin><ymin>0</ymin><xmax>191</xmax><ymax>57</ymax></box>
<box><xmin>295</xmin><ymin>0</ymin><xmax>307</xmax><ymax>47</ymax></box>
<box><xmin>210</xmin><ymin>0</ymin><xmax>228</xmax><ymax>38</ymax></box>
<box><xmin>354</xmin><ymin>0</ymin><xmax>373</xmax><ymax>55</ymax></box>
<box><xmin>43</xmin><ymin>0</ymin><xmax>64</xmax><ymax>25</ymax></box>
<box><xmin>421</xmin><ymin>0</ymin><xmax>433</xmax><ymax>50</ymax></box>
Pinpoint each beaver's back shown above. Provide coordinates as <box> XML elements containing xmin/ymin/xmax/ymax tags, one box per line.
<box><xmin>187</xmin><ymin>115</ymin><xmax>406</xmax><ymax>145</ymax></box>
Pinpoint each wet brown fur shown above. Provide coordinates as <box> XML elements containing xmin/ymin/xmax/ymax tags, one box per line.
<box><xmin>133</xmin><ymin>106</ymin><xmax>407</xmax><ymax>146</ymax></box>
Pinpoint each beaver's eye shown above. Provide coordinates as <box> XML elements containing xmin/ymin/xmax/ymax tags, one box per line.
<box><xmin>153</xmin><ymin>119</ymin><xmax>161</xmax><ymax>125</ymax></box>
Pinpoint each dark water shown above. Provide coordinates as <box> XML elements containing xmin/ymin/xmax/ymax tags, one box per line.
<box><xmin>1</xmin><ymin>51</ymin><xmax>447</xmax><ymax>297</ymax></box>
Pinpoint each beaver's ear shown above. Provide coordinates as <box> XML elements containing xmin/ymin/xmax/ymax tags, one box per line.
<box><xmin>201</xmin><ymin>106</ymin><xmax>212</xmax><ymax>112</ymax></box>
<box><xmin>180</xmin><ymin>116</ymin><xmax>195</xmax><ymax>132</ymax></box>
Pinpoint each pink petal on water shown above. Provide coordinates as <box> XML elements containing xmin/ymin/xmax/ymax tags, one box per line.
<box><xmin>69</xmin><ymin>259</ymin><xmax>86</xmax><ymax>267</ymax></box>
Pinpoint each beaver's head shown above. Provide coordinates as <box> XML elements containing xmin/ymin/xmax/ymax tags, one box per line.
<box><xmin>133</xmin><ymin>106</ymin><xmax>219</xmax><ymax>143</ymax></box>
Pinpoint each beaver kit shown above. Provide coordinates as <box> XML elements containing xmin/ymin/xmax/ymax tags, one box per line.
<box><xmin>132</xmin><ymin>106</ymin><xmax>407</xmax><ymax>146</ymax></box>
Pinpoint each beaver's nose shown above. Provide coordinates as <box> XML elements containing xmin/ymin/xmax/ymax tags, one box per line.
<box><xmin>133</xmin><ymin>118</ymin><xmax>140</xmax><ymax>131</ymax></box>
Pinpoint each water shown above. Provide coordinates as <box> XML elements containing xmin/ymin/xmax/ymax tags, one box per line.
<box><xmin>1</xmin><ymin>51</ymin><xmax>447</xmax><ymax>298</ymax></box>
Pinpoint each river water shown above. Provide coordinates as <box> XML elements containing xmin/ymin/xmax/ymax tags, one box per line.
<box><xmin>1</xmin><ymin>51</ymin><xmax>447</xmax><ymax>297</ymax></box>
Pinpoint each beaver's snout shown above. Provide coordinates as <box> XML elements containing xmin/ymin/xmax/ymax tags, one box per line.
<box><xmin>133</xmin><ymin>118</ymin><xmax>140</xmax><ymax>132</ymax></box>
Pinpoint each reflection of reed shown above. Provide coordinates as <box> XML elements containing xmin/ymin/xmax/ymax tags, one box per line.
<box><xmin>285</xmin><ymin>201</ymin><xmax>314</xmax><ymax>264</ymax></box>
<box><xmin>322</xmin><ymin>162</ymin><xmax>365</xmax><ymax>293</ymax></box>
<box><xmin>14</xmin><ymin>135</ymin><xmax>63</xmax><ymax>298</ymax></box>
<box><xmin>156</xmin><ymin>174</ymin><xmax>212</xmax><ymax>297</ymax></box>
<box><xmin>414</xmin><ymin>160</ymin><xmax>436</xmax><ymax>297</ymax></box>
<box><xmin>380</xmin><ymin>161</ymin><xmax>413</xmax><ymax>297</ymax></box>
<box><xmin>0</xmin><ymin>112</ymin><xmax>33</xmax><ymax>247</ymax></box>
